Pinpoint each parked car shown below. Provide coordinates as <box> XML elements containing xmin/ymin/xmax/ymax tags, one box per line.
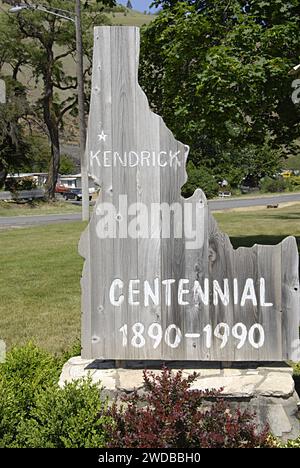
<box><xmin>64</xmin><ymin>188</ymin><xmax>92</xmax><ymax>201</ymax></box>
<box><xmin>55</xmin><ymin>184</ymin><xmax>70</xmax><ymax>195</ymax></box>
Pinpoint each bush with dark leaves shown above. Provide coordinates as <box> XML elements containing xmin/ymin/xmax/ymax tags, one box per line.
<box><xmin>106</xmin><ymin>367</ymin><xmax>274</xmax><ymax>448</ymax></box>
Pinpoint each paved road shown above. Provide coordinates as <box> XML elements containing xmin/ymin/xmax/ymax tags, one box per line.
<box><xmin>208</xmin><ymin>192</ymin><xmax>300</xmax><ymax>211</ymax></box>
<box><xmin>0</xmin><ymin>213</ymin><xmax>81</xmax><ymax>228</ymax></box>
<box><xmin>1</xmin><ymin>193</ymin><xmax>300</xmax><ymax>228</ymax></box>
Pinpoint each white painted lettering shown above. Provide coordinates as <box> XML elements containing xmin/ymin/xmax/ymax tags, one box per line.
<box><xmin>128</xmin><ymin>280</ymin><xmax>140</xmax><ymax>306</ymax></box>
<box><xmin>193</xmin><ymin>279</ymin><xmax>209</xmax><ymax>306</ymax></box>
<box><xmin>213</xmin><ymin>279</ymin><xmax>230</xmax><ymax>306</ymax></box>
<box><xmin>260</xmin><ymin>278</ymin><xmax>273</xmax><ymax>307</ymax></box>
<box><xmin>103</xmin><ymin>151</ymin><xmax>111</xmax><ymax>167</ymax></box>
<box><xmin>240</xmin><ymin>278</ymin><xmax>257</xmax><ymax>307</ymax></box>
<box><xmin>178</xmin><ymin>279</ymin><xmax>190</xmax><ymax>305</ymax></box>
<box><xmin>144</xmin><ymin>279</ymin><xmax>160</xmax><ymax>307</ymax></box>
<box><xmin>109</xmin><ymin>279</ymin><xmax>124</xmax><ymax>306</ymax></box>
<box><xmin>233</xmin><ymin>278</ymin><xmax>239</xmax><ymax>305</ymax></box>
<box><xmin>162</xmin><ymin>279</ymin><xmax>176</xmax><ymax>306</ymax></box>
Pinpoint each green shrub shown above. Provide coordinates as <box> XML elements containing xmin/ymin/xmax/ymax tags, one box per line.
<box><xmin>288</xmin><ymin>175</ymin><xmax>300</xmax><ymax>189</ymax></box>
<box><xmin>260</xmin><ymin>176</ymin><xmax>288</xmax><ymax>193</ymax></box>
<box><xmin>292</xmin><ymin>361</ymin><xmax>300</xmax><ymax>376</ymax></box>
<box><xmin>0</xmin><ymin>343</ymin><xmax>110</xmax><ymax>448</ymax></box>
<box><xmin>282</xmin><ymin>437</ymin><xmax>300</xmax><ymax>448</ymax></box>
<box><xmin>0</xmin><ymin>344</ymin><xmax>282</xmax><ymax>448</ymax></box>
<box><xmin>182</xmin><ymin>162</ymin><xmax>219</xmax><ymax>199</ymax></box>
<box><xmin>57</xmin><ymin>339</ymin><xmax>82</xmax><ymax>368</ymax></box>
<box><xmin>0</xmin><ymin>343</ymin><xmax>59</xmax><ymax>447</ymax></box>
<box><xmin>0</xmin><ymin>342</ymin><xmax>59</xmax><ymax>405</ymax></box>
<box><xmin>17</xmin><ymin>379</ymin><xmax>111</xmax><ymax>448</ymax></box>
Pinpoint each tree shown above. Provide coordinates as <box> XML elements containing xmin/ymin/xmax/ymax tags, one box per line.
<box><xmin>140</xmin><ymin>1</ymin><xmax>300</xmax><ymax>186</ymax></box>
<box><xmin>59</xmin><ymin>155</ymin><xmax>76</xmax><ymax>174</ymax></box>
<box><xmin>127</xmin><ymin>1</ymin><xmax>133</xmax><ymax>9</ymax></box>
<box><xmin>1</xmin><ymin>1</ymin><xmax>114</xmax><ymax>199</ymax></box>
<box><xmin>23</xmin><ymin>135</ymin><xmax>51</xmax><ymax>173</ymax></box>
<box><xmin>0</xmin><ymin>77</ymin><xmax>31</xmax><ymax>188</ymax></box>
<box><xmin>0</xmin><ymin>10</ymin><xmax>34</xmax><ymax>187</ymax></box>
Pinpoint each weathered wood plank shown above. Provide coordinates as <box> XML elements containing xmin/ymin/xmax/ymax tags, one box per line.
<box><xmin>160</xmin><ymin>122</ymin><xmax>186</xmax><ymax>360</ymax></box>
<box><xmin>91</xmin><ymin>26</ymin><xmax>113</xmax><ymax>359</ymax></box>
<box><xmin>135</xmin><ymin>43</ymin><xmax>161</xmax><ymax>359</ymax></box>
<box><xmin>208</xmin><ymin>217</ymin><xmax>235</xmax><ymax>361</ymax></box>
<box><xmin>80</xmin><ymin>27</ymin><xmax>111</xmax><ymax>358</ymax></box>
<box><xmin>184</xmin><ymin>189</ymin><xmax>209</xmax><ymax>360</ymax></box>
<box><xmin>111</xmin><ymin>27</ymin><xmax>138</xmax><ymax>359</ymax></box>
<box><xmin>257</xmin><ymin>243</ymin><xmax>282</xmax><ymax>361</ymax></box>
<box><xmin>281</xmin><ymin>237</ymin><xmax>300</xmax><ymax>361</ymax></box>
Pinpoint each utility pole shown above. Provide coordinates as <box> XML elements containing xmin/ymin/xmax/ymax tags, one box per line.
<box><xmin>75</xmin><ymin>0</ymin><xmax>89</xmax><ymax>221</ymax></box>
<box><xmin>0</xmin><ymin>79</ymin><xmax>6</xmax><ymax>186</ymax></box>
<box><xmin>0</xmin><ymin>79</ymin><xmax>6</xmax><ymax>104</ymax></box>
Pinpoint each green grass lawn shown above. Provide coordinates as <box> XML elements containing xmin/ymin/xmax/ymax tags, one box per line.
<box><xmin>0</xmin><ymin>200</ymin><xmax>82</xmax><ymax>217</ymax></box>
<box><xmin>214</xmin><ymin>203</ymin><xmax>300</xmax><ymax>252</ymax></box>
<box><xmin>0</xmin><ymin>222</ymin><xmax>85</xmax><ymax>354</ymax></box>
<box><xmin>0</xmin><ymin>203</ymin><xmax>299</xmax><ymax>355</ymax></box>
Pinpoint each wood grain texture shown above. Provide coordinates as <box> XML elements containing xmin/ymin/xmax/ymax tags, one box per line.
<box><xmin>281</xmin><ymin>237</ymin><xmax>300</xmax><ymax>361</ymax></box>
<box><xmin>80</xmin><ymin>26</ymin><xmax>300</xmax><ymax>361</ymax></box>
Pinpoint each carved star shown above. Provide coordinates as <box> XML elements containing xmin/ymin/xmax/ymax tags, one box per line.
<box><xmin>98</xmin><ymin>130</ymin><xmax>107</xmax><ymax>142</ymax></box>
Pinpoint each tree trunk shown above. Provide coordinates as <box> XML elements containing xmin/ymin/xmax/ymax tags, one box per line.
<box><xmin>45</xmin><ymin>110</ymin><xmax>60</xmax><ymax>200</ymax></box>
<box><xmin>0</xmin><ymin>162</ymin><xmax>7</xmax><ymax>189</ymax></box>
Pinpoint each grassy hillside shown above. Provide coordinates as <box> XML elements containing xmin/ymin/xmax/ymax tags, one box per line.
<box><xmin>109</xmin><ymin>9</ymin><xmax>154</xmax><ymax>26</ymax></box>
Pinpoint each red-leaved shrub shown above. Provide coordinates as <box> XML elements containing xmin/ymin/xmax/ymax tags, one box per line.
<box><xmin>106</xmin><ymin>368</ymin><xmax>274</xmax><ymax>448</ymax></box>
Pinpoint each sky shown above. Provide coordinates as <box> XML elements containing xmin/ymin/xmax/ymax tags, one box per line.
<box><xmin>117</xmin><ymin>0</ymin><xmax>159</xmax><ymax>13</ymax></box>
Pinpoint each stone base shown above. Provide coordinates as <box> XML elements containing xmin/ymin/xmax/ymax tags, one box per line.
<box><xmin>59</xmin><ymin>357</ymin><xmax>300</xmax><ymax>441</ymax></box>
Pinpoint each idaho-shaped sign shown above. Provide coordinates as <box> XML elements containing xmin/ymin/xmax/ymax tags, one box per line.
<box><xmin>80</xmin><ymin>27</ymin><xmax>300</xmax><ymax>362</ymax></box>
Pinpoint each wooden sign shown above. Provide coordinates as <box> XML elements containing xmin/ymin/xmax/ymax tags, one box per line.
<box><xmin>80</xmin><ymin>26</ymin><xmax>300</xmax><ymax>362</ymax></box>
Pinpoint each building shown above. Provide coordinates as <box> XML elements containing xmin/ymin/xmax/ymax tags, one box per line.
<box><xmin>6</xmin><ymin>173</ymin><xmax>48</xmax><ymax>187</ymax></box>
<box><xmin>58</xmin><ymin>173</ymin><xmax>97</xmax><ymax>193</ymax></box>
<box><xmin>7</xmin><ymin>172</ymin><xmax>97</xmax><ymax>193</ymax></box>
